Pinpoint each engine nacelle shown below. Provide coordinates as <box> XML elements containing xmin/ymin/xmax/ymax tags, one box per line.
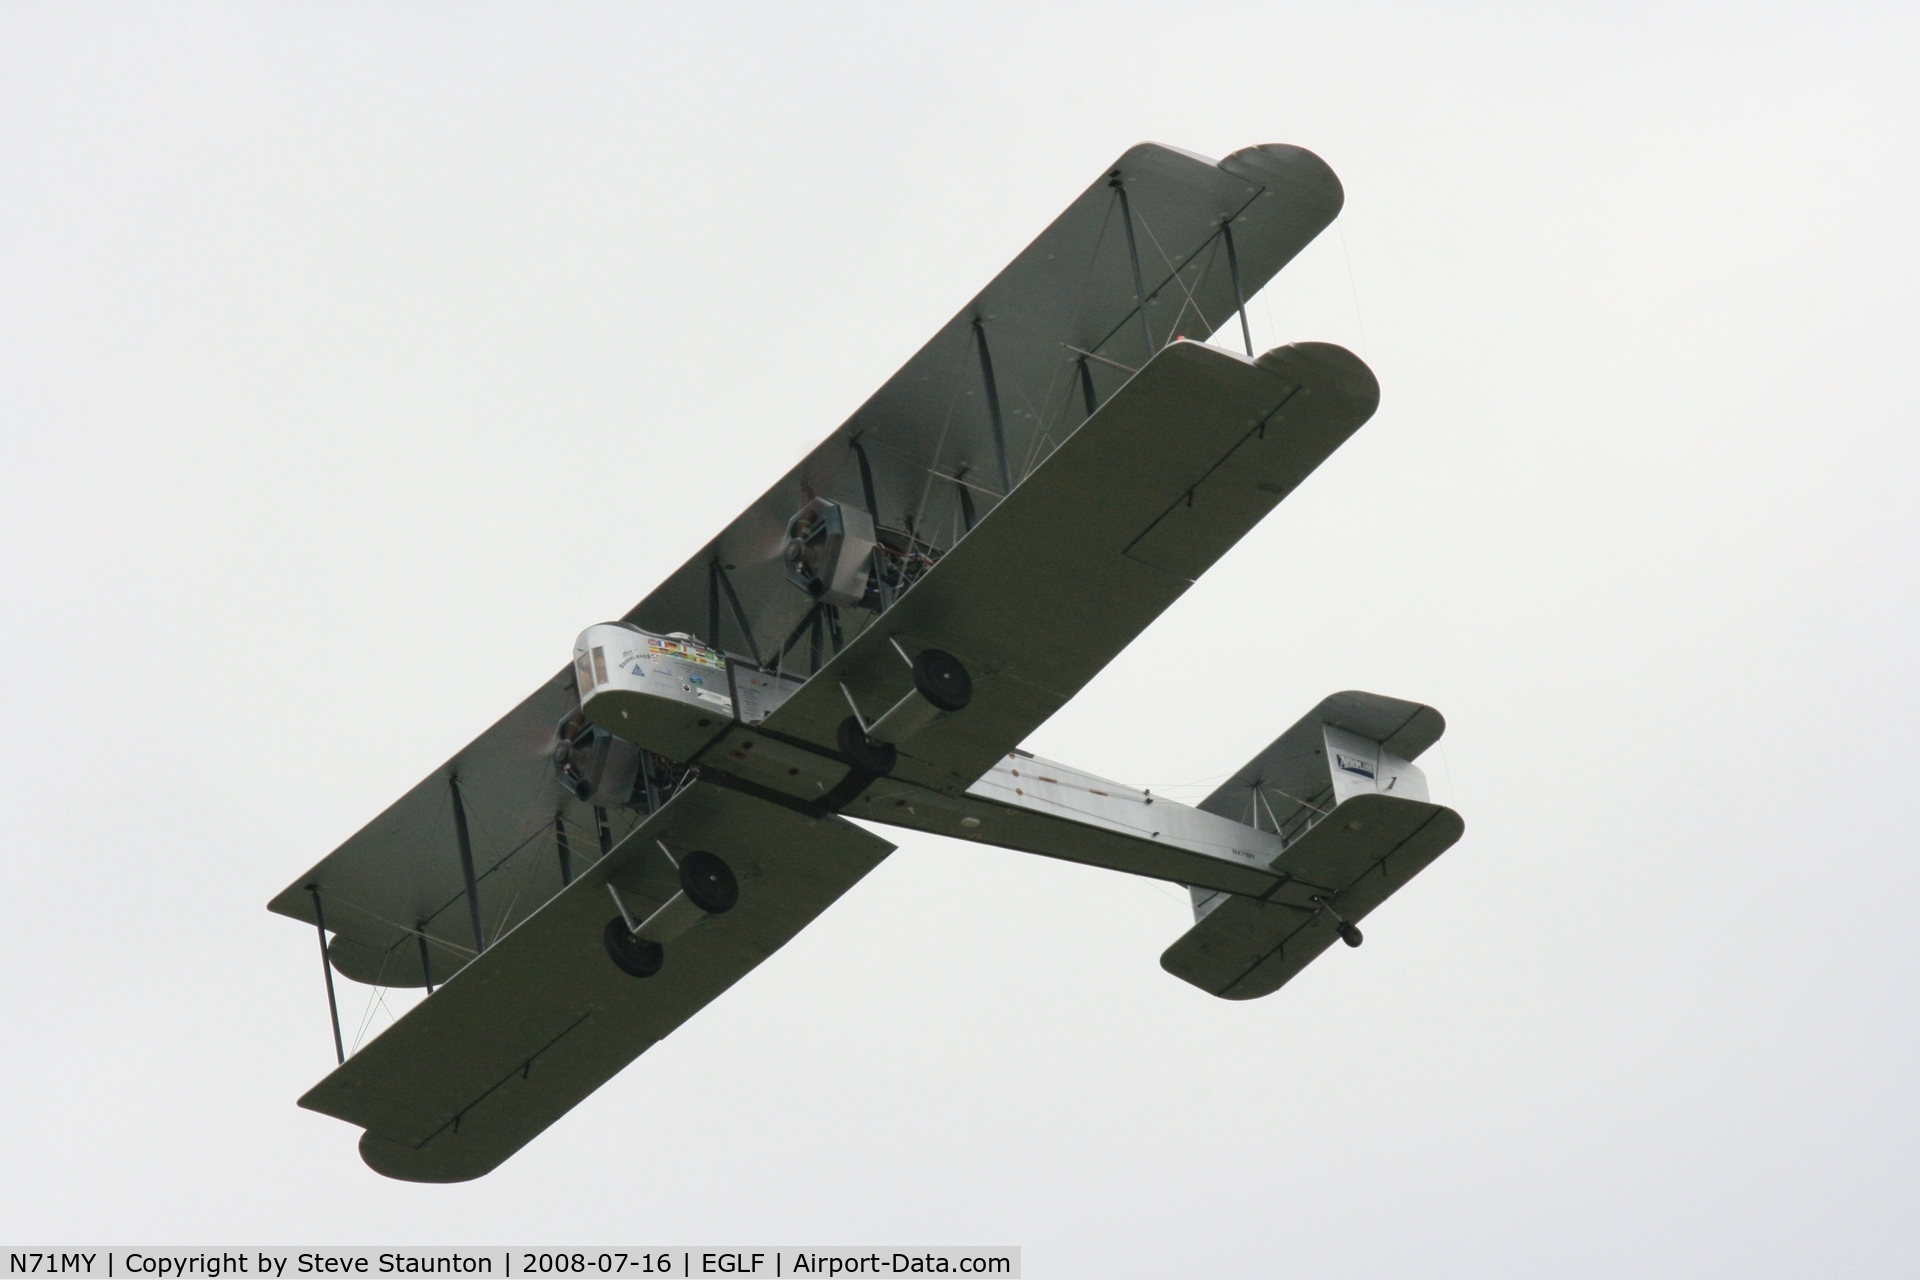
<box><xmin>550</xmin><ymin>714</ymin><xmax>649</xmax><ymax>807</ymax></box>
<box><xmin>783</xmin><ymin>497</ymin><xmax>876</xmax><ymax>607</ymax></box>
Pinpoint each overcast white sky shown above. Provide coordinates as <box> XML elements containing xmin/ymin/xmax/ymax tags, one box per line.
<box><xmin>4</xmin><ymin>3</ymin><xmax>1919</xmax><ymax>1274</ymax></box>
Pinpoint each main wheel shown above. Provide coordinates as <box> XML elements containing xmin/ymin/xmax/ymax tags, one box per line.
<box><xmin>836</xmin><ymin>716</ymin><xmax>898</xmax><ymax>775</ymax></box>
<box><xmin>1338</xmin><ymin>922</ymin><xmax>1364</xmax><ymax>948</ymax></box>
<box><xmin>604</xmin><ymin>917</ymin><xmax>664</xmax><ymax>977</ymax></box>
<box><xmin>912</xmin><ymin>648</ymin><xmax>972</xmax><ymax>712</ymax></box>
<box><xmin>678</xmin><ymin>849</ymin><xmax>739</xmax><ymax>915</ymax></box>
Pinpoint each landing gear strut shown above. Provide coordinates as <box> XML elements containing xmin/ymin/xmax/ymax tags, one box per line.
<box><xmin>602</xmin><ymin>850</ymin><xmax>740</xmax><ymax>978</ymax></box>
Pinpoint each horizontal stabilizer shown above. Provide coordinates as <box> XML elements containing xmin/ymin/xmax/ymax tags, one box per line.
<box><xmin>1161</xmin><ymin>794</ymin><xmax>1461</xmax><ymax>999</ymax></box>
<box><xmin>1162</xmin><ymin>691</ymin><xmax>1463</xmax><ymax>998</ymax></box>
<box><xmin>1197</xmin><ymin>690</ymin><xmax>1444</xmax><ymax>834</ymax></box>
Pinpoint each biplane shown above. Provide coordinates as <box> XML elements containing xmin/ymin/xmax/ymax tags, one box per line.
<box><xmin>271</xmin><ymin>141</ymin><xmax>1465</xmax><ymax>1182</ymax></box>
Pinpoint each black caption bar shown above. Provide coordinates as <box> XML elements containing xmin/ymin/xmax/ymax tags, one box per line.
<box><xmin>3</xmin><ymin>1251</ymin><xmax>1020</xmax><ymax>1279</ymax></box>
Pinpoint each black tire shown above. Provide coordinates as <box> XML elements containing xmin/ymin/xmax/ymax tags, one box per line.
<box><xmin>912</xmin><ymin>648</ymin><xmax>972</xmax><ymax>712</ymax></box>
<box><xmin>836</xmin><ymin>716</ymin><xmax>898</xmax><ymax>775</ymax></box>
<box><xmin>678</xmin><ymin>850</ymin><xmax>739</xmax><ymax>915</ymax></box>
<box><xmin>1339</xmin><ymin>922</ymin><xmax>1364</xmax><ymax>948</ymax></box>
<box><xmin>604</xmin><ymin>917</ymin><xmax>664</xmax><ymax>977</ymax></box>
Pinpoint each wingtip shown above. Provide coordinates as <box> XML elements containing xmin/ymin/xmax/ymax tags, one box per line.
<box><xmin>358</xmin><ymin>1129</ymin><xmax>500</xmax><ymax>1184</ymax></box>
<box><xmin>1219</xmin><ymin>144</ymin><xmax>1344</xmax><ymax>217</ymax></box>
<box><xmin>1254</xmin><ymin>342</ymin><xmax>1380</xmax><ymax>420</ymax></box>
